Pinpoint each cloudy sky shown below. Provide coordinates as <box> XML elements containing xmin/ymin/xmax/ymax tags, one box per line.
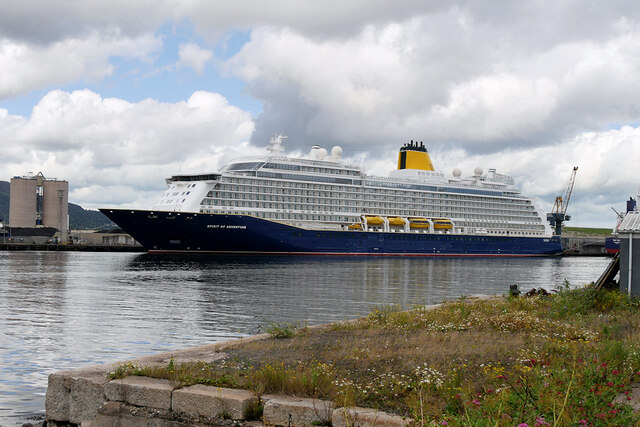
<box><xmin>2</xmin><ymin>0</ymin><xmax>639</xmax><ymax>227</ymax></box>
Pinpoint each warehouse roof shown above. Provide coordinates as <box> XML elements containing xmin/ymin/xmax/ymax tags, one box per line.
<box><xmin>619</xmin><ymin>211</ymin><xmax>640</xmax><ymax>233</ymax></box>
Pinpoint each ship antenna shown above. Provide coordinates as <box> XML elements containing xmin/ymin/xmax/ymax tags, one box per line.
<box><xmin>267</xmin><ymin>134</ymin><xmax>287</xmax><ymax>154</ymax></box>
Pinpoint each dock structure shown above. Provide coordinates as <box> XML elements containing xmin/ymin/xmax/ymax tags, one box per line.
<box><xmin>561</xmin><ymin>236</ymin><xmax>607</xmax><ymax>255</ymax></box>
<box><xmin>595</xmin><ymin>253</ymin><xmax>620</xmax><ymax>290</ymax></box>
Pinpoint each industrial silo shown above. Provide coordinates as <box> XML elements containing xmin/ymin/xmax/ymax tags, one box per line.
<box><xmin>9</xmin><ymin>176</ymin><xmax>38</xmax><ymax>227</ymax></box>
<box><xmin>43</xmin><ymin>179</ymin><xmax>69</xmax><ymax>233</ymax></box>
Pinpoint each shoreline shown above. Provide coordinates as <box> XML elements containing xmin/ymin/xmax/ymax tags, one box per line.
<box><xmin>42</xmin><ymin>290</ymin><xmax>640</xmax><ymax>426</ymax></box>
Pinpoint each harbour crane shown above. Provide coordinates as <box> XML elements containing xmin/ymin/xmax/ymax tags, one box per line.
<box><xmin>546</xmin><ymin>166</ymin><xmax>578</xmax><ymax>236</ymax></box>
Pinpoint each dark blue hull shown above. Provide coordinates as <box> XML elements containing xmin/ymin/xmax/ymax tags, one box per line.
<box><xmin>100</xmin><ymin>209</ymin><xmax>563</xmax><ymax>256</ymax></box>
<box><xmin>605</xmin><ymin>236</ymin><xmax>620</xmax><ymax>254</ymax></box>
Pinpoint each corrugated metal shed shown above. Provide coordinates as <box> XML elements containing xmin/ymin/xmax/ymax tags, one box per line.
<box><xmin>619</xmin><ymin>211</ymin><xmax>640</xmax><ymax>232</ymax></box>
<box><xmin>619</xmin><ymin>211</ymin><xmax>640</xmax><ymax>296</ymax></box>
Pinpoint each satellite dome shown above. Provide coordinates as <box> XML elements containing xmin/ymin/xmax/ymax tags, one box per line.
<box><xmin>331</xmin><ymin>146</ymin><xmax>343</xmax><ymax>159</ymax></box>
<box><xmin>317</xmin><ymin>148</ymin><xmax>328</xmax><ymax>160</ymax></box>
<box><xmin>452</xmin><ymin>168</ymin><xmax>462</xmax><ymax>178</ymax></box>
<box><xmin>474</xmin><ymin>167</ymin><xmax>483</xmax><ymax>177</ymax></box>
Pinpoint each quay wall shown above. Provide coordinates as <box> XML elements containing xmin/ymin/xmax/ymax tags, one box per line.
<box><xmin>0</xmin><ymin>243</ymin><xmax>145</xmax><ymax>252</ymax></box>
<box><xmin>561</xmin><ymin>236</ymin><xmax>607</xmax><ymax>256</ymax></box>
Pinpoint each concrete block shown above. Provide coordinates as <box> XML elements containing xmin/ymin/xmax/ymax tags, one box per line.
<box><xmin>45</xmin><ymin>373</ymin><xmax>73</xmax><ymax>422</ymax></box>
<box><xmin>105</xmin><ymin>376</ymin><xmax>174</xmax><ymax>410</ymax></box>
<box><xmin>263</xmin><ymin>395</ymin><xmax>334</xmax><ymax>427</ymax></box>
<box><xmin>69</xmin><ymin>373</ymin><xmax>109</xmax><ymax>424</ymax></box>
<box><xmin>82</xmin><ymin>401</ymin><xmax>193</xmax><ymax>427</ymax></box>
<box><xmin>172</xmin><ymin>384</ymin><xmax>258</xmax><ymax>420</ymax></box>
<box><xmin>332</xmin><ymin>407</ymin><xmax>412</xmax><ymax>427</ymax></box>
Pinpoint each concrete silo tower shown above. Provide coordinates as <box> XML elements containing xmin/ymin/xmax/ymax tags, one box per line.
<box><xmin>9</xmin><ymin>172</ymin><xmax>69</xmax><ymax>236</ymax></box>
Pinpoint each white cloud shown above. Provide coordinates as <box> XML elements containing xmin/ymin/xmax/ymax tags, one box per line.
<box><xmin>1</xmin><ymin>89</ymin><xmax>255</xmax><ymax>209</ymax></box>
<box><xmin>228</xmin><ymin>19</ymin><xmax>640</xmax><ymax>151</ymax></box>
<box><xmin>176</xmin><ymin>43</ymin><xmax>212</xmax><ymax>74</ymax></box>
<box><xmin>0</xmin><ymin>0</ymin><xmax>174</xmax><ymax>43</ymax></box>
<box><xmin>0</xmin><ymin>32</ymin><xmax>162</xmax><ymax>99</ymax></box>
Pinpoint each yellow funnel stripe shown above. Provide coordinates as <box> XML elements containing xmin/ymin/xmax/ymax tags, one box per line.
<box><xmin>397</xmin><ymin>150</ymin><xmax>434</xmax><ymax>171</ymax></box>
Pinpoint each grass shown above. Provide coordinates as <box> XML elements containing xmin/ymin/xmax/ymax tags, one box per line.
<box><xmin>563</xmin><ymin>227</ymin><xmax>613</xmax><ymax>236</ymax></box>
<box><xmin>109</xmin><ymin>286</ymin><xmax>640</xmax><ymax>426</ymax></box>
<box><xmin>265</xmin><ymin>320</ymin><xmax>307</xmax><ymax>338</ymax></box>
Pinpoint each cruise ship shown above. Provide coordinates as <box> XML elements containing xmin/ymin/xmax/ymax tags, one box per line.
<box><xmin>100</xmin><ymin>135</ymin><xmax>562</xmax><ymax>256</ymax></box>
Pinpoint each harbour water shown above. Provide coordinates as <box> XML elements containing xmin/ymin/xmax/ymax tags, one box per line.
<box><xmin>0</xmin><ymin>251</ymin><xmax>610</xmax><ymax>426</ymax></box>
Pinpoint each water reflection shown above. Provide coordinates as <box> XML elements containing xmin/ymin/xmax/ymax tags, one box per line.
<box><xmin>0</xmin><ymin>252</ymin><xmax>610</xmax><ymax>425</ymax></box>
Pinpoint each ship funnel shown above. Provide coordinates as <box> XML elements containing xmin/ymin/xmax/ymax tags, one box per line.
<box><xmin>397</xmin><ymin>140</ymin><xmax>435</xmax><ymax>171</ymax></box>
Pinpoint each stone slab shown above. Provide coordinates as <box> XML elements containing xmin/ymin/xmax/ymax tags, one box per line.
<box><xmin>172</xmin><ymin>384</ymin><xmax>257</xmax><ymax>420</ymax></box>
<box><xmin>263</xmin><ymin>395</ymin><xmax>334</xmax><ymax>427</ymax></box>
<box><xmin>82</xmin><ymin>401</ymin><xmax>196</xmax><ymax>427</ymax></box>
<box><xmin>69</xmin><ymin>373</ymin><xmax>110</xmax><ymax>424</ymax></box>
<box><xmin>332</xmin><ymin>407</ymin><xmax>412</xmax><ymax>427</ymax></box>
<box><xmin>46</xmin><ymin>373</ymin><xmax>73</xmax><ymax>422</ymax></box>
<box><xmin>105</xmin><ymin>376</ymin><xmax>174</xmax><ymax>410</ymax></box>
<box><xmin>47</xmin><ymin>335</ymin><xmax>271</xmax><ymax>423</ymax></box>
<box><xmin>46</xmin><ymin>368</ymin><xmax>111</xmax><ymax>425</ymax></box>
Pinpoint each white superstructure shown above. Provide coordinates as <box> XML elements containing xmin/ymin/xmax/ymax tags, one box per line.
<box><xmin>152</xmin><ymin>135</ymin><xmax>551</xmax><ymax>237</ymax></box>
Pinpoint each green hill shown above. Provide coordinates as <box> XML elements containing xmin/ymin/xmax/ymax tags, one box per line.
<box><xmin>0</xmin><ymin>180</ymin><xmax>114</xmax><ymax>230</ymax></box>
<box><xmin>68</xmin><ymin>202</ymin><xmax>114</xmax><ymax>230</ymax></box>
<box><xmin>562</xmin><ymin>226</ymin><xmax>613</xmax><ymax>237</ymax></box>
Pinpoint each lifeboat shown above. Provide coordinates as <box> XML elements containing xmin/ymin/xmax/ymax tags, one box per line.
<box><xmin>409</xmin><ymin>217</ymin><xmax>430</xmax><ymax>229</ymax></box>
<box><xmin>432</xmin><ymin>218</ymin><xmax>453</xmax><ymax>230</ymax></box>
<box><xmin>348</xmin><ymin>223</ymin><xmax>363</xmax><ymax>230</ymax></box>
<box><xmin>363</xmin><ymin>216</ymin><xmax>384</xmax><ymax>225</ymax></box>
<box><xmin>387</xmin><ymin>217</ymin><xmax>406</xmax><ymax>226</ymax></box>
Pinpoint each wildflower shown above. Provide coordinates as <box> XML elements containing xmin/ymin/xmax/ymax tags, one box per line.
<box><xmin>535</xmin><ymin>417</ymin><xmax>550</xmax><ymax>426</ymax></box>
<box><xmin>518</xmin><ymin>424</ymin><xmax>529</xmax><ymax>427</ymax></box>
<box><xmin>472</xmin><ymin>399</ymin><xmax>480</xmax><ymax>406</ymax></box>
<box><xmin>578</xmin><ymin>420</ymin><xmax>588</xmax><ymax>426</ymax></box>
<box><xmin>612</xmin><ymin>369</ymin><xmax>620</xmax><ymax>375</ymax></box>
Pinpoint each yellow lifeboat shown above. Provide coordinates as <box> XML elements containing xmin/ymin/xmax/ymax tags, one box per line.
<box><xmin>432</xmin><ymin>218</ymin><xmax>453</xmax><ymax>230</ymax></box>
<box><xmin>348</xmin><ymin>223</ymin><xmax>363</xmax><ymax>230</ymax></box>
<box><xmin>387</xmin><ymin>217</ymin><xmax>406</xmax><ymax>226</ymax></box>
<box><xmin>409</xmin><ymin>217</ymin><xmax>430</xmax><ymax>229</ymax></box>
<box><xmin>364</xmin><ymin>216</ymin><xmax>385</xmax><ymax>225</ymax></box>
